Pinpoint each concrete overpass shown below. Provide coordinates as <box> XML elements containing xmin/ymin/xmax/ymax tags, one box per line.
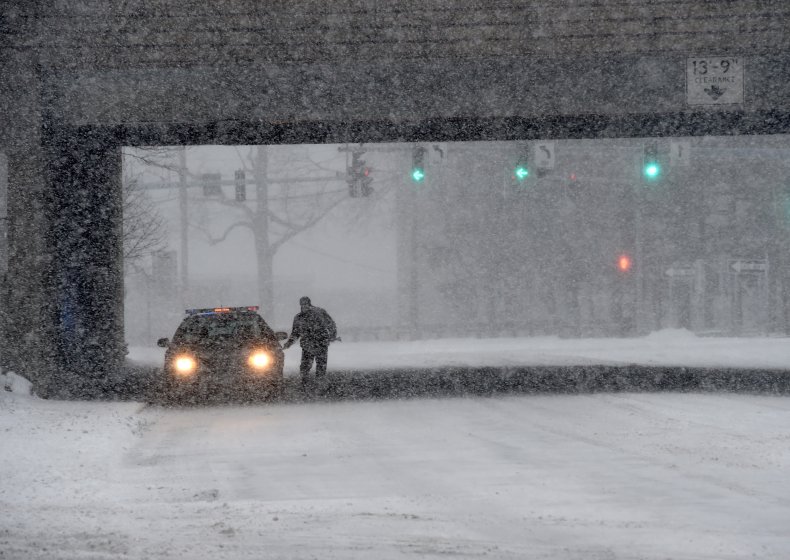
<box><xmin>1</xmin><ymin>1</ymin><xmax>789</xmax><ymax>396</ymax></box>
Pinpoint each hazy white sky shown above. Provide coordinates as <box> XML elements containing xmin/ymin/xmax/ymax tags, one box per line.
<box><xmin>133</xmin><ymin>144</ymin><xmax>398</xmax><ymax>291</ymax></box>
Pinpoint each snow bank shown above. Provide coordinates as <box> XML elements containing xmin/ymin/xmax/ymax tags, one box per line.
<box><xmin>131</xmin><ymin>329</ymin><xmax>790</xmax><ymax>373</ymax></box>
<box><xmin>1</xmin><ymin>369</ymin><xmax>33</xmax><ymax>396</ymax></box>
<box><xmin>0</xmin><ymin>386</ymin><xmax>154</xmax><ymax>508</ymax></box>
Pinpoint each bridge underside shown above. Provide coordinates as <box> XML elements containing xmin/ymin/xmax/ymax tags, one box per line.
<box><xmin>57</xmin><ymin>110</ymin><xmax>790</xmax><ymax>148</ymax></box>
<box><xmin>2</xmin><ymin>1</ymin><xmax>790</xmax><ymax>396</ymax></box>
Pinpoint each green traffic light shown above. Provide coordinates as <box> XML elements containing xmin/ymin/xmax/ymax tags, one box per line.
<box><xmin>411</xmin><ymin>168</ymin><xmax>425</xmax><ymax>182</ymax></box>
<box><xmin>643</xmin><ymin>162</ymin><xmax>661</xmax><ymax>180</ymax></box>
<box><xmin>514</xmin><ymin>166</ymin><xmax>529</xmax><ymax>181</ymax></box>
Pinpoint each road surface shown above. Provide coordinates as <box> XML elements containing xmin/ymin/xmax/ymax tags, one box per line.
<box><xmin>3</xmin><ymin>390</ymin><xmax>788</xmax><ymax>559</ymax></box>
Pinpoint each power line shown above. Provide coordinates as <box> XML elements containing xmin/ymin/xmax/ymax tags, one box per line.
<box><xmin>288</xmin><ymin>240</ymin><xmax>395</xmax><ymax>275</ymax></box>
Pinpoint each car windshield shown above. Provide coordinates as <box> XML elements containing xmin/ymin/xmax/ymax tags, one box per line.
<box><xmin>172</xmin><ymin>314</ymin><xmax>275</xmax><ymax>345</ymax></box>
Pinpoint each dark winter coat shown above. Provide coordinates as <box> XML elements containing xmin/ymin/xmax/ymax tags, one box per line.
<box><xmin>287</xmin><ymin>306</ymin><xmax>337</xmax><ymax>352</ymax></box>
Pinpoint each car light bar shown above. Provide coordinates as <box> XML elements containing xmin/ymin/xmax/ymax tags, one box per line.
<box><xmin>186</xmin><ymin>306</ymin><xmax>259</xmax><ymax>315</ymax></box>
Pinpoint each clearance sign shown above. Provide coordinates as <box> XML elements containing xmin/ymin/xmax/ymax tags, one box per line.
<box><xmin>686</xmin><ymin>56</ymin><xmax>744</xmax><ymax>105</ymax></box>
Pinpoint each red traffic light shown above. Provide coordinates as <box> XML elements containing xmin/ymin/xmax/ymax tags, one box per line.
<box><xmin>618</xmin><ymin>254</ymin><xmax>633</xmax><ymax>272</ymax></box>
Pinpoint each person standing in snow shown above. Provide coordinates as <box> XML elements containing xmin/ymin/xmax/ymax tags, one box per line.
<box><xmin>282</xmin><ymin>296</ymin><xmax>337</xmax><ymax>383</ymax></box>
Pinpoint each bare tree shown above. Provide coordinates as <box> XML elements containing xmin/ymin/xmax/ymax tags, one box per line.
<box><xmin>123</xmin><ymin>145</ymin><xmax>359</xmax><ymax>314</ymax></box>
<box><xmin>195</xmin><ymin>146</ymin><xmax>349</xmax><ymax>314</ymax></box>
<box><xmin>122</xmin><ymin>175</ymin><xmax>167</xmax><ymax>264</ymax></box>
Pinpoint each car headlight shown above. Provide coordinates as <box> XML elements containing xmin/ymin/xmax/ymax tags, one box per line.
<box><xmin>247</xmin><ymin>350</ymin><xmax>271</xmax><ymax>369</ymax></box>
<box><xmin>173</xmin><ymin>355</ymin><xmax>198</xmax><ymax>377</ymax></box>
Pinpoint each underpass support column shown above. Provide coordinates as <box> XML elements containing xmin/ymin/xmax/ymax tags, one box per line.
<box><xmin>46</xmin><ymin>128</ymin><xmax>125</xmax><ymax>397</ymax></box>
<box><xmin>4</xmin><ymin>145</ymin><xmax>57</xmax><ymax>385</ymax></box>
<box><xmin>1</xmin><ymin>52</ymin><xmax>58</xmax><ymax>388</ymax></box>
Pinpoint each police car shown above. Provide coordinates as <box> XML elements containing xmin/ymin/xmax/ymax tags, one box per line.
<box><xmin>156</xmin><ymin>306</ymin><xmax>288</xmax><ymax>400</ymax></box>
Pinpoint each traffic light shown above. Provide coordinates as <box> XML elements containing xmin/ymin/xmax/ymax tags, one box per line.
<box><xmin>360</xmin><ymin>166</ymin><xmax>373</xmax><ymax>196</ymax></box>
<box><xmin>565</xmin><ymin>171</ymin><xmax>581</xmax><ymax>200</ymax></box>
<box><xmin>513</xmin><ymin>143</ymin><xmax>530</xmax><ymax>183</ymax></box>
<box><xmin>617</xmin><ymin>253</ymin><xmax>633</xmax><ymax>273</ymax></box>
<box><xmin>201</xmin><ymin>173</ymin><xmax>222</xmax><ymax>197</ymax></box>
<box><xmin>348</xmin><ymin>151</ymin><xmax>363</xmax><ymax>197</ymax></box>
<box><xmin>642</xmin><ymin>142</ymin><xmax>661</xmax><ymax>181</ymax></box>
<box><xmin>411</xmin><ymin>145</ymin><xmax>426</xmax><ymax>183</ymax></box>
<box><xmin>234</xmin><ymin>169</ymin><xmax>246</xmax><ymax>202</ymax></box>
<box><xmin>348</xmin><ymin>150</ymin><xmax>373</xmax><ymax>197</ymax></box>
<box><xmin>780</xmin><ymin>184</ymin><xmax>790</xmax><ymax>227</ymax></box>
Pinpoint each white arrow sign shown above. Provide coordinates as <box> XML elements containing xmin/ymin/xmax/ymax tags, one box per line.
<box><xmin>533</xmin><ymin>142</ymin><xmax>555</xmax><ymax>169</ymax></box>
<box><xmin>730</xmin><ymin>259</ymin><xmax>768</xmax><ymax>273</ymax></box>
<box><xmin>665</xmin><ymin>267</ymin><xmax>693</xmax><ymax>277</ymax></box>
<box><xmin>670</xmin><ymin>141</ymin><xmax>691</xmax><ymax>167</ymax></box>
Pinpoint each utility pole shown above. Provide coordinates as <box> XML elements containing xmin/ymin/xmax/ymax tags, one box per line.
<box><xmin>254</xmin><ymin>146</ymin><xmax>273</xmax><ymax>315</ymax></box>
<box><xmin>409</xmin><ymin>188</ymin><xmax>419</xmax><ymax>339</ymax></box>
<box><xmin>635</xmin><ymin>195</ymin><xmax>645</xmax><ymax>334</ymax></box>
<box><xmin>136</xmin><ymin>151</ymin><xmax>344</xmax><ymax>318</ymax></box>
<box><xmin>178</xmin><ymin>147</ymin><xmax>189</xmax><ymax>307</ymax></box>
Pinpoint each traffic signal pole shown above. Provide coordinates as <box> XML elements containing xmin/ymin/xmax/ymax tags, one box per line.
<box><xmin>178</xmin><ymin>147</ymin><xmax>189</xmax><ymax>308</ymax></box>
<box><xmin>635</xmin><ymin>194</ymin><xmax>646</xmax><ymax>334</ymax></box>
<box><xmin>254</xmin><ymin>146</ymin><xmax>273</xmax><ymax>316</ymax></box>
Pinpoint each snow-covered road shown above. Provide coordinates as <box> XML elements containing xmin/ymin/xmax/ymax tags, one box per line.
<box><xmin>2</xmin><ymin>385</ymin><xmax>789</xmax><ymax>559</ymax></box>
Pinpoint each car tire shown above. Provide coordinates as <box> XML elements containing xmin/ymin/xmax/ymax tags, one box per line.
<box><xmin>258</xmin><ymin>372</ymin><xmax>284</xmax><ymax>401</ymax></box>
<box><xmin>154</xmin><ymin>376</ymin><xmax>196</xmax><ymax>406</ymax></box>
<box><xmin>269</xmin><ymin>378</ymin><xmax>284</xmax><ymax>400</ymax></box>
<box><xmin>146</xmin><ymin>374</ymin><xmax>171</xmax><ymax>405</ymax></box>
